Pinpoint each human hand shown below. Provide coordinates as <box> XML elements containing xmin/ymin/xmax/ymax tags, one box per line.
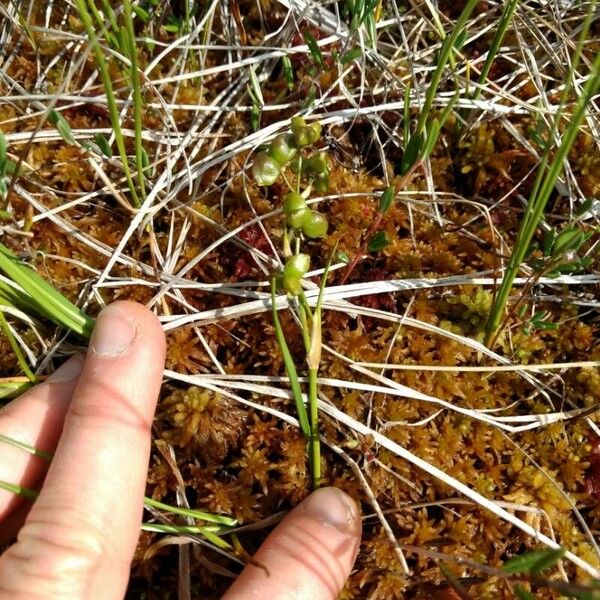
<box><xmin>0</xmin><ymin>301</ymin><xmax>361</xmax><ymax>599</ymax></box>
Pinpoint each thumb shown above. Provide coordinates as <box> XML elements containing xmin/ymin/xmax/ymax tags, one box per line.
<box><xmin>223</xmin><ymin>487</ymin><xmax>361</xmax><ymax>599</ymax></box>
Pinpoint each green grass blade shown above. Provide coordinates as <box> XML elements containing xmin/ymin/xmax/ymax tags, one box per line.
<box><xmin>0</xmin><ymin>432</ymin><xmax>52</xmax><ymax>460</ymax></box>
<box><xmin>472</xmin><ymin>0</ymin><xmax>519</xmax><ymax>103</ymax></box>
<box><xmin>0</xmin><ymin>379</ymin><xmax>34</xmax><ymax>401</ymax></box>
<box><xmin>0</xmin><ymin>243</ymin><xmax>95</xmax><ymax>337</ymax></box>
<box><xmin>75</xmin><ymin>0</ymin><xmax>141</xmax><ymax>207</ymax></box>
<box><xmin>141</xmin><ymin>523</ymin><xmax>232</xmax><ymax>549</ymax></box>
<box><xmin>416</xmin><ymin>0</ymin><xmax>479</xmax><ymax>137</ymax></box>
<box><xmin>271</xmin><ymin>278</ymin><xmax>311</xmax><ymax>439</ymax></box>
<box><xmin>0</xmin><ymin>479</ymin><xmax>38</xmax><ymax>500</ymax></box>
<box><xmin>485</xmin><ymin>3</ymin><xmax>600</xmax><ymax>343</ymax></box>
<box><xmin>0</xmin><ymin>309</ymin><xmax>36</xmax><ymax>382</ymax></box>
<box><xmin>123</xmin><ymin>0</ymin><xmax>146</xmax><ymax>199</ymax></box>
<box><xmin>144</xmin><ymin>497</ymin><xmax>237</xmax><ymax>527</ymax></box>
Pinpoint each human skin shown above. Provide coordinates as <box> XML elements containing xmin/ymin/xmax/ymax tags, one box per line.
<box><xmin>0</xmin><ymin>301</ymin><xmax>361</xmax><ymax>599</ymax></box>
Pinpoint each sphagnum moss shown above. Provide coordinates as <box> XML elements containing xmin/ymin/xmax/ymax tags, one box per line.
<box><xmin>1</xmin><ymin>1</ymin><xmax>600</xmax><ymax>598</ymax></box>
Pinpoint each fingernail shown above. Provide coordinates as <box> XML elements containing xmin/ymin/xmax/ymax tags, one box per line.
<box><xmin>47</xmin><ymin>354</ymin><xmax>85</xmax><ymax>383</ymax></box>
<box><xmin>90</xmin><ymin>304</ymin><xmax>137</xmax><ymax>356</ymax></box>
<box><xmin>301</xmin><ymin>487</ymin><xmax>359</xmax><ymax>533</ymax></box>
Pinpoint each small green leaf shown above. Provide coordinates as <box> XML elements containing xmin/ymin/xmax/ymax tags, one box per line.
<box><xmin>421</xmin><ymin>118</ymin><xmax>440</xmax><ymax>159</ymax></box>
<box><xmin>368</xmin><ymin>231</ymin><xmax>390</xmax><ymax>252</ymax></box>
<box><xmin>454</xmin><ymin>27</ymin><xmax>468</xmax><ymax>51</ymax></box>
<box><xmin>250</xmin><ymin>104</ymin><xmax>260</xmax><ymax>132</ymax></box>
<box><xmin>248</xmin><ymin>67</ymin><xmax>264</xmax><ymax>104</ymax></box>
<box><xmin>282</xmin><ymin>55</ymin><xmax>294</xmax><ymax>89</ymax></box>
<box><xmin>340</xmin><ymin>47</ymin><xmax>363</xmax><ymax>65</ymax></box>
<box><xmin>502</xmin><ymin>547</ymin><xmax>566</xmax><ymax>574</ymax></box>
<box><xmin>576</xmin><ymin>197</ymin><xmax>595</xmax><ymax>216</ymax></box>
<box><xmin>94</xmin><ymin>133</ymin><xmax>113</xmax><ymax>158</ymax></box>
<box><xmin>542</xmin><ymin>227</ymin><xmax>557</xmax><ymax>257</ymax></box>
<box><xmin>364</xmin><ymin>12</ymin><xmax>377</xmax><ymax>47</ymax></box>
<box><xmin>400</xmin><ymin>132</ymin><xmax>422</xmax><ymax>175</ymax></box>
<box><xmin>378</xmin><ymin>186</ymin><xmax>395</xmax><ymax>213</ymax></box>
<box><xmin>302</xmin><ymin>31</ymin><xmax>324</xmax><ymax>67</ymax></box>
<box><xmin>132</xmin><ymin>5</ymin><xmax>150</xmax><ymax>21</ymax></box>
<box><xmin>48</xmin><ymin>110</ymin><xmax>75</xmax><ymax>145</ymax></box>
<box><xmin>553</xmin><ymin>227</ymin><xmax>587</xmax><ymax>255</ymax></box>
<box><xmin>141</xmin><ymin>148</ymin><xmax>149</xmax><ymax>169</ymax></box>
<box><xmin>163</xmin><ymin>17</ymin><xmax>181</xmax><ymax>32</ymax></box>
<box><xmin>337</xmin><ymin>250</ymin><xmax>350</xmax><ymax>264</ymax></box>
<box><xmin>0</xmin><ymin>131</ymin><xmax>6</xmax><ymax>165</ymax></box>
<box><xmin>514</xmin><ymin>585</ymin><xmax>535</xmax><ymax>600</ymax></box>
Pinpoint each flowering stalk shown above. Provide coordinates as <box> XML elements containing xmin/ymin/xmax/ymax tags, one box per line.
<box><xmin>252</xmin><ymin>117</ymin><xmax>331</xmax><ymax>488</ymax></box>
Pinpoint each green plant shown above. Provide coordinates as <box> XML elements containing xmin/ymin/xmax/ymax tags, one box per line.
<box><xmin>485</xmin><ymin>1</ymin><xmax>600</xmax><ymax>345</ymax></box>
<box><xmin>0</xmin><ymin>243</ymin><xmax>95</xmax><ymax>338</ymax></box>
<box><xmin>343</xmin><ymin>0</ymin><xmax>380</xmax><ymax>48</ymax></box>
<box><xmin>74</xmin><ymin>0</ymin><xmax>146</xmax><ymax>207</ymax></box>
<box><xmin>252</xmin><ymin>117</ymin><xmax>332</xmax><ymax>488</ymax></box>
<box><xmin>340</xmin><ymin>0</ymin><xmax>479</xmax><ymax>284</ymax></box>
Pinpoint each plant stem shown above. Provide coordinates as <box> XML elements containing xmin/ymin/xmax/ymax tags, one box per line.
<box><xmin>270</xmin><ymin>278</ymin><xmax>311</xmax><ymax>438</ymax></box>
<box><xmin>123</xmin><ymin>0</ymin><xmax>146</xmax><ymax>199</ymax></box>
<box><xmin>76</xmin><ymin>0</ymin><xmax>141</xmax><ymax>207</ymax></box>
<box><xmin>308</xmin><ymin>367</ymin><xmax>320</xmax><ymax>488</ymax></box>
<box><xmin>341</xmin><ymin>161</ymin><xmax>421</xmax><ymax>284</ymax></box>
<box><xmin>484</xmin><ymin>5</ymin><xmax>600</xmax><ymax>345</ymax></box>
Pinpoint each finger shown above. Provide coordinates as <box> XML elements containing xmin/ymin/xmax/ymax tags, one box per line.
<box><xmin>0</xmin><ymin>356</ymin><xmax>84</xmax><ymax>524</ymax></box>
<box><xmin>0</xmin><ymin>302</ymin><xmax>166</xmax><ymax>600</ymax></box>
<box><xmin>223</xmin><ymin>487</ymin><xmax>362</xmax><ymax>600</ymax></box>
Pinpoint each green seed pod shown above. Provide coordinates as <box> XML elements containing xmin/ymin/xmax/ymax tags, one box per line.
<box><xmin>283</xmin><ymin>274</ymin><xmax>303</xmax><ymax>296</ymax></box>
<box><xmin>294</xmin><ymin>127</ymin><xmax>313</xmax><ymax>148</ymax></box>
<box><xmin>291</xmin><ymin>116</ymin><xmax>307</xmax><ymax>137</ymax></box>
<box><xmin>291</xmin><ymin>116</ymin><xmax>315</xmax><ymax>147</ymax></box>
<box><xmin>307</xmin><ymin>121</ymin><xmax>322</xmax><ymax>144</ymax></box>
<box><xmin>306</xmin><ymin>151</ymin><xmax>328</xmax><ymax>175</ymax></box>
<box><xmin>252</xmin><ymin>152</ymin><xmax>281</xmax><ymax>186</ymax></box>
<box><xmin>313</xmin><ymin>172</ymin><xmax>330</xmax><ymax>192</ymax></box>
<box><xmin>301</xmin><ymin>210</ymin><xmax>328</xmax><ymax>238</ymax></box>
<box><xmin>269</xmin><ymin>133</ymin><xmax>297</xmax><ymax>166</ymax></box>
<box><xmin>283</xmin><ymin>191</ymin><xmax>307</xmax><ymax>215</ymax></box>
<box><xmin>287</xmin><ymin>207</ymin><xmax>310</xmax><ymax>229</ymax></box>
<box><xmin>289</xmin><ymin>155</ymin><xmax>303</xmax><ymax>174</ymax></box>
<box><xmin>284</xmin><ymin>253</ymin><xmax>311</xmax><ymax>279</ymax></box>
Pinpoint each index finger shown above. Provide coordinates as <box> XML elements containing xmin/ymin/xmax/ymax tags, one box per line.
<box><xmin>0</xmin><ymin>302</ymin><xmax>166</xmax><ymax>600</ymax></box>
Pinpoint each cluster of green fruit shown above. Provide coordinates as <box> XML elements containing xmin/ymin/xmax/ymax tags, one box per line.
<box><xmin>251</xmin><ymin>117</ymin><xmax>331</xmax><ymax>296</ymax></box>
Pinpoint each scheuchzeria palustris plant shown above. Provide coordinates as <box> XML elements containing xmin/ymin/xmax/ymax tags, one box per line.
<box><xmin>251</xmin><ymin>116</ymin><xmax>332</xmax><ymax>488</ymax></box>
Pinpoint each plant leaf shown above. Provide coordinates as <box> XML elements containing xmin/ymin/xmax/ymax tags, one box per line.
<box><xmin>378</xmin><ymin>186</ymin><xmax>395</xmax><ymax>213</ymax></box>
<box><xmin>401</xmin><ymin>132</ymin><xmax>422</xmax><ymax>175</ymax></box>
<box><xmin>302</xmin><ymin>31</ymin><xmax>324</xmax><ymax>67</ymax></box>
<box><xmin>94</xmin><ymin>133</ymin><xmax>113</xmax><ymax>158</ymax></box>
<box><xmin>368</xmin><ymin>231</ymin><xmax>390</xmax><ymax>252</ymax></box>
<box><xmin>514</xmin><ymin>586</ymin><xmax>535</xmax><ymax>600</ymax></box>
<box><xmin>502</xmin><ymin>547</ymin><xmax>566</xmax><ymax>574</ymax></box>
